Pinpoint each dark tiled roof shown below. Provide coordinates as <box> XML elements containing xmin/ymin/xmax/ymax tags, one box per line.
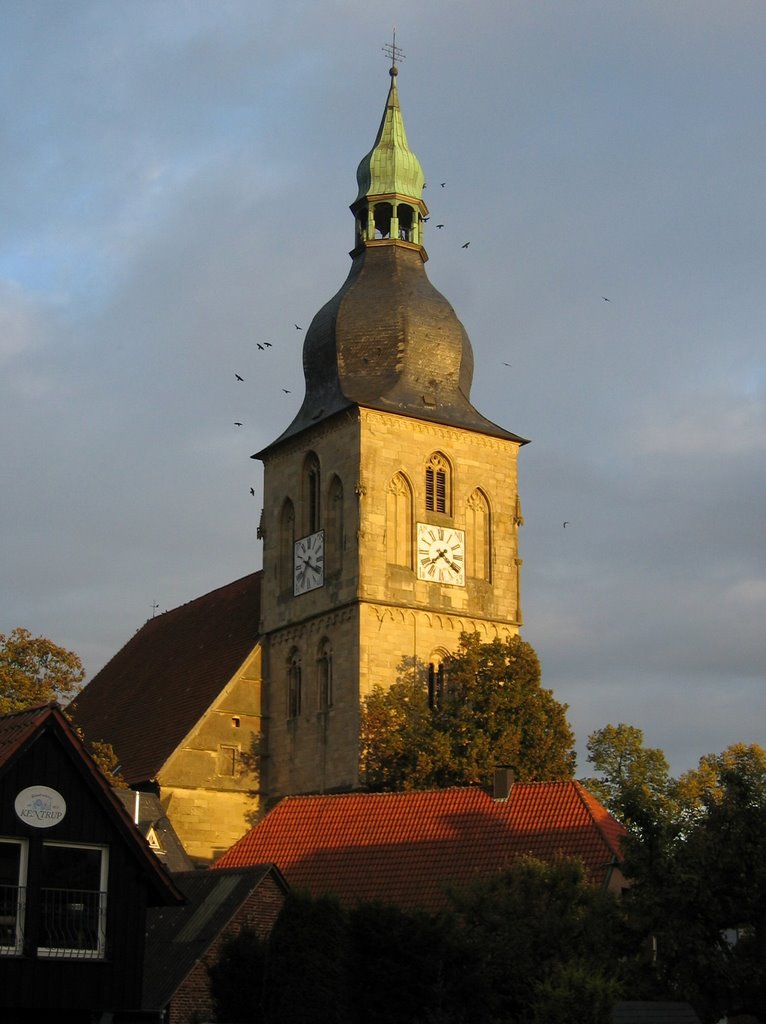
<box><xmin>213</xmin><ymin>782</ymin><xmax>627</xmax><ymax>911</ymax></box>
<box><xmin>114</xmin><ymin>790</ymin><xmax>195</xmax><ymax>873</ymax></box>
<box><xmin>0</xmin><ymin>704</ymin><xmax>183</xmax><ymax>906</ymax></box>
<box><xmin>0</xmin><ymin>702</ymin><xmax>55</xmax><ymax>768</ymax></box>
<box><xmin>614</xmin><ymin>1003</ymin><xmax>702</xmax><ymax>1024</ymax></box>
<box><xmin>70</xmin><ymin>572</ymin><xmax>262</xmax><ymax>784</ymax></box>
<box><xmin>142</xmin><ymin>865</ymin><xmax>287</xmax><ymax>1011</ymax></box>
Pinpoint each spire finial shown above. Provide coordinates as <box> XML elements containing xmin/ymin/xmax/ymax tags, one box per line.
<box><xmin>382</xmin><ymin>28</ymin><xmax>405</xmax><ymax>75</ymax></box>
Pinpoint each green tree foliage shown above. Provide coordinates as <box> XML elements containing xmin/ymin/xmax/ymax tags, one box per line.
<box><xmin>617</xmin><ymin>741</ymin><xmax>766</xmax><ymax>1022</ymax></box>
<box><xmin>347</xmin><ymin>901</ymin><xmax>474</xmax><ymax>1024</ymax></box>
<box><xmin>360</xmin><ymin>633</ymin><xmax>576</xmax><ymax>791</ymax></box>
<box><xmin>262</xmin><ymin>891</ymin><xmax>350</xmax><ymax>1024</ymax></box>
<box><xmin>449</xmin><ymin>856</ymin><xmax>624</xmax><ymax>1023</ymax></box>
<box><xmin>585</xmin><ymin>723</ymin><xmax>675</xmax><ymax>834</ymax></box>
<box><xmin>208</xmin><ymin>927</ymin><xmax>267</xmax><ymax>1023</ymax></box>
<box><xmin>0</xmin><ymin>627</ymin><xmax>85</xmax><ymax>713</ymax></box>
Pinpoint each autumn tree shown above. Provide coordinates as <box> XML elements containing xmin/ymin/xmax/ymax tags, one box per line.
<box><xmin>0</xmin><ymin>627</ymin><xmax>123</xmax><ymax>785</ymax></box>
<box><xmin>360</xmin><ymin>632</ymin><xmax>576</xmax><ymax>791</ymax></box>
<box><xmin>0</xmin><ymin>627</ymin><xmax>85</xmax><ymax>713</ymax></box>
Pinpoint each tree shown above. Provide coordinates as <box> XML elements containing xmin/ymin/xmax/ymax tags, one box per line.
<box><xmin>585</xmin><ymin>723</ymin><xmax>675</xmax><ymax>834</ymax></box>
<box><xmin>0</xmin><ymin>627</ymin><xmax>85</xmax><ymax>713</ymax></box>
<box><xmin>448</xmin><ymin>856</ymin><xmax>624</xmax><ymax>1023</ymax></box>
<box><xmin>262</xmin><ymin>891</ymin><xmax>351</xmax><ymax>1024</ymax></box>
<box><xmin>618</xmin><ymin>742</ymin><xmax>766</xmax><ymax>1022</ymax></box>
<box><xmin>360</xmin><ymin>632</ymin><xmax>576</xmax><ymax>791</ymax></box>
<box><xmin>208</xmin><ymin>927</ymin><xmax>267</xmax><ymax>1023</ymax></box>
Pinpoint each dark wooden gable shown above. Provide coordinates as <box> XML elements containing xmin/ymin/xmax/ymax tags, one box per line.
<box><xmin>0</xmin><ymin>704</ymin><xmax>181</xmax><ymax>1018</ymax></box>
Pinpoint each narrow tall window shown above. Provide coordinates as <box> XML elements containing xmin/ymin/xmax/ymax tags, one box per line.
<box><xmin>39</xmin><ymin>842</ymin><xmax>108</xmax><ymax>960</ymax></box>
<box><xmin>326</xmin><ymin>476</ymin><xmax>344</xmax><ymax>575</ymax></box>
<box><xmin>317</xmin><ymin>639</ymin><xmax>333</xmax><ymax>711</ymax></box>
<box><xmin>387</xmin><ymin>472</ymin><xmax>413</xmax><ymax>566</ymax></box>
<box><xmin>467</xmin><ymin>488</ymin><xmax>491</xmax><ymax>580</ymax></box>
<box><xmin>288</xmin><ymin>650</ymin><xmax>302</xmax><ymax>719</ymax></box>
<box><xmin>425</xmin><ymin>453</ymin><xmax>450</xmax><ymax>514</ymax></box>
<box><xmin>304</xmin><ymin>454</ymin><xmax>321</xmax><ymax>533</ymax></box>
<box><xmin>279</xmin><ymin>499</ymin><xmax>295</xmax><ymax>592</ymax></box>
<box><xmin>0</xmin><ymin>838</ymin><xmax>26</xmax><ymax>955</ymax></box>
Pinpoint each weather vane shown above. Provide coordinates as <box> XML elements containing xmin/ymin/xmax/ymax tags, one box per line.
<box><xmin>382</xmin><ymin>28</ymin><xmax>405</xmax><ymax>68</ymax></box>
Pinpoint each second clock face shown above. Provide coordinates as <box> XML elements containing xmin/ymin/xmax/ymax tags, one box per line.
<box><xmin>294</xmin><ymin>530</ymin><xmax>325</xmax><ymax>595</ymax></box>
<box><xmin>416</xmin><ymin>524</ymin><xmax>465</xmax><ymax>586</ymax></box>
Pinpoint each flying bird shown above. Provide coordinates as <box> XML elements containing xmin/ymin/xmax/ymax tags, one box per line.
<box><xmin>563</xmin><ymin>522</ymin><xmax>569</xmax><ymax>527</ymax></box>
<box><xmin>235</xmin><ymin>373</ymin><xmax>244</xmax><ymax>381</ymax></box>
<box><xmin>264</xmin><ymin>342</ymin><xmax>272</xmax><ymax>348</ymax></box>
<box><xmin>440</xmin><ymin>182</ymin><xmax>446</xmax><ymax>187</ymax></box>
<box><xmin>502</xmin><ymin>362</ymin><xmax>511</xmax><ymax>367</ymax></box>
<box><xmin>282</xmin><ymin>388</ymin><xmax>291</xmax><ymax>393</ymax></box>
<box><xmin>461</xmin><ymin>242</ymin><xmax>470</xmax><ymax>249</ymax></box>
<box><xmin>437</xmin><ymin>224</ymin><xmax>444</xmax><ymax>229</ymax></box>
<box><xmin>602</xmin><ymin>296</ymin><xmax>611</xmax><ymax>302</ymax></box>
<box><xmin>250</xmin><ymin>487</ymin><xmax>255</xmax><ymax>496</ymax></box>
<box><xmin>295</xmin><ymin>324</ymin><xmax>303</xmax><ymax>330</ymax></box>
<box><xmin>257</xmin><ymin>343</ymin><xmax>264</xmax><ymax>350</ymax></box>
<box><xmin>234</xmin><ymin>422</ymin><xmax>243</xmax><ymax>427</ymax></box>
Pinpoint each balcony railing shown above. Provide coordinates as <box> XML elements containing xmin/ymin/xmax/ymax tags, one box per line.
<box><xmin>38</xmin><ymin>887</ymin><xmax>107</xmax><ymax>959</ymax></box>
<box><xmin>0</xmin><ymin>883</ymin><xmax>24</xmax><ymax>954</ymax></box>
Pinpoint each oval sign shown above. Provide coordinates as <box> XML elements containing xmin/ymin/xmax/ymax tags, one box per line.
<box><xmin>15</xmin><ymin>785</ymin><xmax>67</xmax><ymax>828</ymax></box>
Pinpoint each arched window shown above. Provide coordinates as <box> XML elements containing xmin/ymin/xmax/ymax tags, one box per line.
<box><xmin>317</xmin><ymin>638</ymin><xmax>333</xmax><ymax>712</ymax></box>
<box><xmin>303</xmin><ymin>453</ymin><xmax>320</xmax><ymax>533</ymax></box>
<box><xmin>425</xmin><ymin>453</ymin><xmax>450</xmax><ymax>514</ymax></box>
<box><xmin>373</xmin><ymin>202</ymin><xmax>393</xmax><ymax>239</ymax></box>
<box><xmin>279</xmin><ymin>499</ymin><xmax>295</xmax><ymax>592</ymax></box>
<box><xmin>467</xmin><ymin>488</ymin><xmax>491</xmax><ymax>580</ymax></box>
<box><xmin>386</xmin><ymin>472</ymin><xmax>413</xmax><ymax>566</ymax></box>
<box><xmin>287</xmin><ymin>649</ymin><xmax>302</xmax><ymax>719</ymax></box>
<box><xmin>326</xmin><ymin>475</ymin><xmax>343</xmax><ymax>575</ymax></box>
<box><xmin>427</xmin><ymin>648</ymin><xmax>450</xmax><ymax>710</ymax></box>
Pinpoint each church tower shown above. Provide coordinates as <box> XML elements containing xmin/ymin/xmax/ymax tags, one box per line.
<box><xmin>256</xmin><ymin>61</ymin><xmax>528</xmax><ymax>802</ymax></box>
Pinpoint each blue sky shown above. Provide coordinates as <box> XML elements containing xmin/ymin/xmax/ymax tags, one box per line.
<box><xmin>2</xmin><ymin>0</ymin><xmax>765</xmax><ymax>775</ymax></box>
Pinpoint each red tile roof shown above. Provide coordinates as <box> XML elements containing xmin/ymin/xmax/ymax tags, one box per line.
<box><xmin>212</xmin><ymin>782</ymin><xmax>627</xmax><ymax>911</ymax></box>
<box><xmin>70</xmin><ymin>572</ymin><xmax>262</xmax><ymax>783</ymax></box>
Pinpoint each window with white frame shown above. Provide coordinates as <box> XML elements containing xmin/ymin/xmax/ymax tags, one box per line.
<box><xmin>38</xmin><ymin>842</ymin><xmax>108</xmax><ymax>960</ymax></box>
<box><xmin>0</xmin><ymin>838</ymin><xmax>27</xmax><ymax>956</ymax></box>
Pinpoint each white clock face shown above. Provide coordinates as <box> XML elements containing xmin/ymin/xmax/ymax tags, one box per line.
<box><xmin>416</xmin><ymin>524</ymin><xmax>465</xmax><ymax>586</ymax></box>
<box><xmin>294</xmin><ymin>530</ymin><xmax>325</xmax><ymax>595</ymax></box>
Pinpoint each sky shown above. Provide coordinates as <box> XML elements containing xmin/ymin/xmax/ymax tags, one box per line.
<box><xmin>2</xmin><ymin>0</ymin><xmax>765</xmax><ymax>777</ymax></box>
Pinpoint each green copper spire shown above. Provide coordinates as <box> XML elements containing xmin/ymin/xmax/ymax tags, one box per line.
<box><xmin>351</xmin><ymin>64</ymin><xmax>428</xmax><ymax>251</ymax></box>
<box><xmin>355</xmin><ymin>65</ymin><xmax>425</xmax><ymax>204</ymax></box>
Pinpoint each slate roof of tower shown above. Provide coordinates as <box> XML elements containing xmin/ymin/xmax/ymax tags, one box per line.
<box><xmin>213</xmin><ymin>782</ymin><xmax>627</xmax><ymax>911</ymax></box>
<box><xmin>70</xmin><ymin>572</ymin><xmax>262</xmax><ymax>785</ymax></box>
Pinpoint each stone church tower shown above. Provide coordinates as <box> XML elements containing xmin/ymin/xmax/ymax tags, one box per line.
<box><xmin>256</xmin><ymin>62</ymin><xmax>528</xmax><ymax>803</ymax></box>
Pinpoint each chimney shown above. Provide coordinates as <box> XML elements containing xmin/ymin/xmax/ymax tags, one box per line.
<box><xmin>493</xmin><ymin>767</ymin><xmax>515</xmax><ymax>801</ymax></box>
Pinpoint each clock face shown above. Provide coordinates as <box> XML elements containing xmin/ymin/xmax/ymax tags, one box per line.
<box><xmin>294</xmin><ymin>530</ymin><xmax>325</xmax><ymax>595</ymax></box>
<box><xmin>416</xmin><ymin>523</ymin><xmax>465</xmax><ymax>586</ymax></box>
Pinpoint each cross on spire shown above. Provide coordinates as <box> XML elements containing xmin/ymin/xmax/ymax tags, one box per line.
<box><xmin>382</xmin><ymin>29</ymin><xmax>405</xmax><ymax>69</ymax></box>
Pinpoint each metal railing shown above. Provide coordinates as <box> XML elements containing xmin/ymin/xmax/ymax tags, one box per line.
<box><xmin>38</xmin><ymin>887</ymin><xmax>107</xmax><ymax>959</ymax></box>
<box><xmin>0</xmin><ymin>884</ymin><xmax>24</xmax><ymax>954</ymax></box>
